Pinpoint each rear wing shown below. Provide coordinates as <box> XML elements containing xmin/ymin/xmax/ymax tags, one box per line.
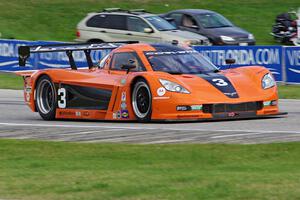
<box><xmin>18</xmin><ymin>41</ymin><xmax>138</xmax><ymax>70</ymax></box>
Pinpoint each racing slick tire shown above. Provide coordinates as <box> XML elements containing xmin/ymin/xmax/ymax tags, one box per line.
<box><xmin>132</xmin><ymin>79</ymin><xmax>152</xmax><ymax>122</ymax></box>
<box><xmin>35</xmin><ymin>75</ymin><xmax>57</xmax><ymax>120</ymax></box>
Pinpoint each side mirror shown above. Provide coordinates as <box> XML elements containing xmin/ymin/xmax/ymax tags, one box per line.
<box><xmin>225</xmin><ymin>59</ymin><xmax>236</xmax><ymax>65</ymax></box>
<box><xmin>164</xmin><ymin>17</ymin><xmax>175</xmax><ymax>22</ymax></box>
<box><xmin>144</xmin><ymin>28</ymin><xmax>153</xmax><ymax>33</ymax></box>
<box><xmin>121</xmin><ymin>64</ymin><xmax>136</xmax><ymax>74</ymax></box>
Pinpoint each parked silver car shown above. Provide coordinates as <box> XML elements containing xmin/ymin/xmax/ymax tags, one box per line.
<box><xmin>76</xmin><ymin>8</ymin><xmax>210</xmax><ymax>46</ymax></box>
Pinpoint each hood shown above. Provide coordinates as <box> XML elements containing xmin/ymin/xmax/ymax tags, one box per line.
<box><xmin>205</xmin><ymin>26</ymin><xmax>250</xmax><ymax>38</ymax></box>
<box><xmin>162</xmin><ymin>69</ymin><xmax>270</xmax><ymax>103</ymax></box>
<box><xmin>160</xmin><ymin>29</ymin><xmax>208</xmax><ymax>41</ymax></box>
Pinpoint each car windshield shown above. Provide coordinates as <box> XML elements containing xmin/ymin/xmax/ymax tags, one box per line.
<box><xmin>196</xmin><ymin>13</ymin><xmax>233</xmax><ymax>28</ymax></box>
<box><xmin>145</xmin><ymin>50</ymin><xmax>218</xmax><ymax>74</ymax></box>
<box><xmin>145</xmin><ymin>16</ymin><xmax>177</xmax><ymax>31</ymax></box>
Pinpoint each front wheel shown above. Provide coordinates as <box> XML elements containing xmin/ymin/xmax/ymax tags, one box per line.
<box><xmin>132</xmin><ymin>79</ymin><xmax>152</xmax><ymax>122</ymax></box>
<box><xmin>35</xmin><ymin>75</ymin><xmax>57</xmax><ymax>120</ymax></box>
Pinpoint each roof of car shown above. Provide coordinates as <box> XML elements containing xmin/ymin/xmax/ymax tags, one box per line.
<box><xmin>170</xmin><ymin>9</ymin><xmax>216</xmax><ymax>15</ymax></box>
<box><xmin>116</xmin><ymin>43</ymin><xmax>188</xmax><ymax>52</ymax></box>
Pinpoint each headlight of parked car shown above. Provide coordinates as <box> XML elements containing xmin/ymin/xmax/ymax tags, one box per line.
<box><xmin>262</xmin><ymin>73</ymin><xmax>275</xmax><ymax>89</ymax></box>
<box><xmin>248</xmin><ymin>34</ymin><xmax>255</xmax><ymax>40</ymax></box>
<box><xmin>183</xmin><ymin>39</ymin><xmax>200</xmax><ymax>46</ymax></box>
<box><xmin>220</xmin><ymin>35</ymin><xmax>235</xmax><ymax>42</ymax></box>
<box><xmin>159</xmin><ymin>79</ymin><xmax>190</xmax><ymax>94</ymax></box>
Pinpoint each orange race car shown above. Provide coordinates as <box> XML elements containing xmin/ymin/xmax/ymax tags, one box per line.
<box><xmin>17</xmin><ymin>42</ymin><xmax>284</xmax><ymax>122</ymax></box>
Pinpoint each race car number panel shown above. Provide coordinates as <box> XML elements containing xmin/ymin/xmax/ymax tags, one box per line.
<box><xmin>198</xmin><ymin>73</ymin><xmax>239</xmax><ymax>98</ymax></box>
<box><xmin>58</xmin><ymin>84</ymin><xmax>112</xmax><ymax>110</ymax></box>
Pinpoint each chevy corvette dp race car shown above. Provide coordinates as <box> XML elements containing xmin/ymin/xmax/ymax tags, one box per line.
<box><xmin>18</xmin><ymin>42</ymin><xmax>282</xmax><ymax>122</ymax></box>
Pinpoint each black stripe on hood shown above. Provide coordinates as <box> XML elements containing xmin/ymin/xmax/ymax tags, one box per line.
<box><xmin>196</xmin><ymin>73</ymin><xmax>239</xmax><ymax>98</ymax></box>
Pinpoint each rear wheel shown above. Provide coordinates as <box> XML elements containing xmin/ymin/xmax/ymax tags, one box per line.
<box><xmin>132</xmin><ymin>79</ymin><xmax>152</xmax><ymax>122</ymax></box>
<box><xmin>35</xmin><ymin>75</ymin><xmax>57</xmax><ymax>120</ymax></box>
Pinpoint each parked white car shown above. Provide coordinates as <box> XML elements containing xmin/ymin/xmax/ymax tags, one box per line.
<box><xmin>76</xmin><ymin>8</ymin><xmax>210</xmax><ymax>46</ymax></box>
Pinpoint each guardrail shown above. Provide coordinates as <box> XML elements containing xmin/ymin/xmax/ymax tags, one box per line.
<box><xmin>0</xmin><ymin>39</ymin><xmax>299</xmax><ymax>84</ymax></box>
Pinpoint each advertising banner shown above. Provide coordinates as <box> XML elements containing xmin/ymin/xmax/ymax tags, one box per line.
<box><xmin>284</xmin><ymin>46</ymin><xmax>300</xmax><ymax>84</ymax></box>
<box><xmin>0</xmin><ymin>39</ymin><xmax>110</xmax><ymax>71</ymax></box>
<box><xmin>1</xmin><ymin>39</ymin><xmax>300</xmax><ymax>84</ymax></box>
<box><xmin>193</xmin><ymin>45</ymin><xmax>283</xmax><ymax>81</ymax></box>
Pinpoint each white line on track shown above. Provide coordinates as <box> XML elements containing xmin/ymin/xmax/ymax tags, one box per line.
<box><xmin>211</xmin><ymin>132</ymin><xmax>267</xmax><ymax>139</ymax></box>
<box><xmin>0</xmin><ymin>122</ymin><xmax>300</xmax><ymax>134</ymax></box>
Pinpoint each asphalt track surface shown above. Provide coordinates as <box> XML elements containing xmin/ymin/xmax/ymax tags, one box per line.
<box><xmin>0</xmin><ymin>89</ymin><xmax>299</xmax><ymax>144</ymax></box>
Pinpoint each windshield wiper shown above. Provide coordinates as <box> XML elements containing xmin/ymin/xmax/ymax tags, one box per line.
<box><xmin>166</xmin><ymin>71</ymin><xmax>183</xmax><ymax>75</ymax></box>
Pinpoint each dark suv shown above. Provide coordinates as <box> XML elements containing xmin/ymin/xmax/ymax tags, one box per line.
<box><xmin>162</xmin><ymin>9</ymin><xmax>255</xmax><ymax>45</ymax></box>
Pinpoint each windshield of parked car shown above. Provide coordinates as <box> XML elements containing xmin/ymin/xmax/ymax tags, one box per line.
<box><xmin>145</xmin><ymin>16</ymin><xmax>177</xmax><ymax>31</ymax></box>
<box><xmin>145</xmin><ymin>50</ymin><xmax>218</xmax><ymax>74</ymax></box>
<box><xmin>196</xmin><ymin>13</ymin><xmax>233</xmax><ymax>28</ymax></box>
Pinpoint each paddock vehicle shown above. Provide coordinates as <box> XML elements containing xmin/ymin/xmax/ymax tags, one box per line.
<box><xmin>17</xmin><ymin>42</ymin><xmax>282</xmax><ymax>122</ymax></box>
<box><xmin>271</xmin><ymin>11</ymin><xmax>300</xmax><ymax>46</ymax></box>
<box><xmin>76</xmin><ymin>8</ymin><xmax>210</xmax><ymax>46</ymax></box>
<box><xmin>161</xmin><ymin>9</ymin><xmax>255</xmax><ymax>46</ymax></box>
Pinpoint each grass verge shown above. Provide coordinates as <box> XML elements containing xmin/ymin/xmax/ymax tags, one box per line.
<box><xmin>0</xmin><ymin>0</ymin><xmax>299</xmax><ymax>44</ymax></box>
<box><xmin>0</xmin><ymin>73</ymin><xmax>23</xmax><ymax>90</ymax></box>
<box><xmin>0</xmin><ymin>139</ymin><xmax>300</xmax><ymax>200</ymax></box>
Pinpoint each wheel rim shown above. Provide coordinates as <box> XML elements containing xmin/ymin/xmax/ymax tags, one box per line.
<box><xmin>36</xmin><ymin>79</ymin><xmax>55</xmax><ymax>114</ymax></box>
<box><xmin>132</xmin><ymin>82</ymin><xmax>151</xmax><ymax>119</ymax></box>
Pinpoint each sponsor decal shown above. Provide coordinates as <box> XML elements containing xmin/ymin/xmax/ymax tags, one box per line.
<box><xmin>121</xmin><ymin>102</ymin><xmax>127</xmax><ymax>109</ymax></box>
<box><xmin>75</xmin><ymin>111</ymin><xmax>81</xmax><ymax>117</ymax></box>
<box><xmin>120</xmin><ymin>79</ymin><xmax>126</xmax><ymax>85</ymax></box>
<box><xmin>145</xmin><ymin>50</ymin><xmax>197</xmax><ymax>56</ymax></box>
<box><xmin>117</xmin><ymin>111</ymin><xmax>121</xmax><ymax>119</ymax></box>
<box><xmin>191</xmin><ymin>105</ymin><xmax>203</xmax><ymax>110</ymax></box>
<box><xmin>112</xmin><ymin>112</ymin><xmax>117</xmax><ymax>119</ymax></box>
<box><xmin>82</xmin><ymin>111</ymin><xmax>90</xmax><ymax>117</ymax></box>
<box><xmin>153</xmin><ymin>96</ymin><xmax>170</xmax><ymax>100</ymax></box>
<box><xmin>228</xmin><ymin>112</ymin><xmax>238</xmax><ymax>117</ymax></box>
<box><xmin>25</xmin><ymin>86</ymin><xmax>32</xmax><ymax>93</ymax></box>
<box><xmin>25</xmin><ymin>93</ymin><xmax>30</xmax><ymax>102</ymax></box>
<box><xmin>157</xmin><ymin>87</ymin><xmax>166</xmax><ymax>96</ymax></box>
<box><xmin>223</xmin><ymin>92</ymin><xmax>238</xmax><ymax>97</ymax></box>
<box><xmin>121</xmin><ymin>91</ymin><xmax>126</xmax><ymax>102</ymax></box>
<box><xmin>59</xmin><ymin>111</ymin><xmax>76</xmax><ymax>116</ymax></box>
<box><xmin>121</xmin><ymin>110</ymin><xmax>129</xmax><ymax>119</ymax></box>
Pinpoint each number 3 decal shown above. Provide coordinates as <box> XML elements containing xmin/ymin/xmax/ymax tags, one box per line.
<box><xmin>212</xmin><ymin>78</ymin><xmax>228</xmax><ymax>86</ymax></box>
<box><xmin>58</xmin><ymin>88</ymin><xmax>66</xmax><ymax>108</ymax></box>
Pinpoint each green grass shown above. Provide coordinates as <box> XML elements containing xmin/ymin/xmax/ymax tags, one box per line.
<box><xmin>0</xmin><ymin>73</ymin><xmax>23</xmax><ymax>90</ymax></box>
<box><xmin>1</xmin><ymin>139</ymin><xmax>300</xmax><ymax>200</ymax></box>
<box><xmin>0</xmin><ymin>0</ymin><xmax>299</xmax><ymax>44</ymax></box>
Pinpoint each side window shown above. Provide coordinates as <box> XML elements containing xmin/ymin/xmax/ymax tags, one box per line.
<box><xmin>182</xmin><ymin>14</ymin><xmax>198</xmax><ymax>28</ymax></box>
<box><xmin>106</xmin><ymin>15</ymin><xmax>127</xmax><ymax>30</ymax></box>
<box><xmin>111</xmin><ymin>52</ymin><xmax>146</xmax><ymax>71</ymax></box>
<box><xmin>86</xmin><ymin>14</ymin><xmax>106</xmax><ymax>28</ymax></box>
<box><xmin>169</xmin><ymin>13</ymin><xmax>183</xmax><ymax>26</ymax></box>
<box><xmin>127</xmin><ymin>16</ymin><xmax>151</xmax><ymax>32</ymax></box>
<box><xmin>86</xmin><ymin>14</ymin><xmax>126</xmax><ymax>30</ymax></box>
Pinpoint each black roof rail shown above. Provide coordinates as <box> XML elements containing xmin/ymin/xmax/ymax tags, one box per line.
<box><xmin>101</xmin><ymin>8</ymin><xmax>150</xmax><ymax>15</ymax></box>
<box><xmin>102</xmin><ymin>8</ymin><xmax>123</xmax><ymax>12</ymax></box>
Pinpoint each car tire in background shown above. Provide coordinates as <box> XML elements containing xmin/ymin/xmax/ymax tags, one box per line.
<box><xmin>132</xmin><ymin>78</ymin><xmax>152</xmax><ymax>122</ymax></box>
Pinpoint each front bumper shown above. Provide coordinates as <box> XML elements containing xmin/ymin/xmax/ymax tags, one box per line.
<box><xmin>214</xmin><ymin>39</ymin><xmax>256</xmax><ymax>46</ymax></box>
<box><xmin>152</xmin><ymin>111</ymin><xmax>287</xmax><ymax>122</ymax></box>
<box><xmin>151</xmin><ymin>94</ymin><xmax>282</xmax><ymax>121</ymax></box>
